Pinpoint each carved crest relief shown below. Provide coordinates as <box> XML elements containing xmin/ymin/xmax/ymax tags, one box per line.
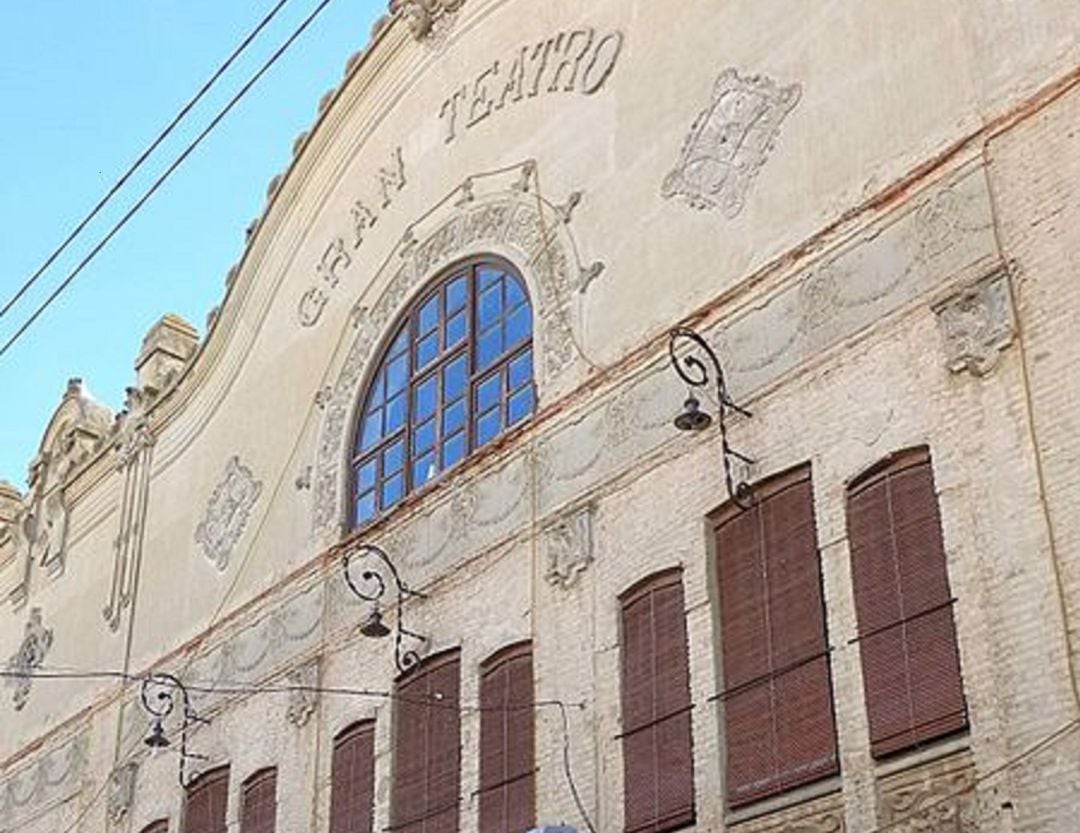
<box><xmin>390</xmin><ymin>0</ymin><xmax>465</xmax><ymax>41</ymax></box>
<box><xmin>286</xmin><ymin>660</ymin><xmax>320</xmax><ymax>728</ymax></box>
<box><xmin>662</xmin><ymin>67</ymin><xmax>802</xmax><ymax>217</ymax></box>
<box><xmin>5</xmin><ymin>607</ymin><xmax>53</xmax><ymax>711</ymax></box>
<box><xmin>194</xmin><ymin>456</ymin><xmax>263</xmax><ymax>571</ymax></box>
<box><xmin>933</xmin><ymin>267</ymin><xmax>1016</xmax><ymax>376</ymax></box>
<box><xmin>543</xmin><ymin>504</ymin><xmax>594</xmax><ymax>589</ymax></box>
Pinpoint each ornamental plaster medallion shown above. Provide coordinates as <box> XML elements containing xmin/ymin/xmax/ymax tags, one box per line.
<box><xmin>5</xmin><ymin>607</ymin><xmax>53</xmax><ymax>711</ymax></box>
<box><xmin>933</xmin><ymin>267</ymin><xmax>1016</xmax><ymax>377</ymax></box>
<box><xmin>285</xmin><ymin>661</ymin><xmax>319</xmax><ymax>728</ymax></box>
<box><xmin>662</xmin><ymin>67</ymin><xmax>802</xmax><ymax>217</ymax></box>
<box><xmin>194</xmin><ymin>456</ymin><xmax>263</xmax><ymax>571</ymax></box>
<box><xmin>543</xmin><ymin>504</ymin><xmax>594</xmax><ymax>589</ymax></box>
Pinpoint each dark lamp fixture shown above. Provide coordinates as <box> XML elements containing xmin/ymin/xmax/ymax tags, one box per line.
<box><xmin>673</xmin><ymin>395</ymin><xmax>713</xmax><ymax>432</ymax></box>
<box><xmin>667</xmin><ymin>326</ymin><xmax>755</xmax><ymax>508</ymax></box>
<box><xmin>140</xmin><ymin>672</ymin><xmax>210</xmax><ymax>786</ymax></box>
<box><xmin>343</xmin><ymin>543</ymin><xmax>429</xmax><ymax>674</ymax></box>
<box><xmin>359</xmin><ymin>606</ymin><xmax>392</xmax><ymax>639</ymax></box>
<box><xmin>144</xmin><ymin>718</ymin><xmax>171</xmax><ymax>749</ymax></box>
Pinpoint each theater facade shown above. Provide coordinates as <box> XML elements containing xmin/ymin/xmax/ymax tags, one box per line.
<box><xmin>5</xmin><ymin>1</ymin><xmax>1080</xmax><ymax>832</ymax></box>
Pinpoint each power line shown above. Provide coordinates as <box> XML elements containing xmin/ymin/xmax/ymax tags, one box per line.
<box><xmin>0</xmin><ymin>0</ymin><xmax>294</xmax><ymax>323</ymax></box>
<box><xmin>0</xmin><ymin>0</ymin><xmax>338</xmax><ymax>362</ymax></box>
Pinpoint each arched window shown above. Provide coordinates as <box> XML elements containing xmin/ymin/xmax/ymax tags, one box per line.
<box><xmin>351</xmin><ymin>258</ymin><xmax>535</xmax><ymax>526</ymax></box>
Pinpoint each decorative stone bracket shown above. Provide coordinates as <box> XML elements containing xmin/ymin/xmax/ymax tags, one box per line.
<box><xmin>389</xmin><ymin>0</ymin><xmax>465</xmax><ymax>40</ymax></box>
<box><xmin>543</xmin><ymin>503</ymin><xmax>595</xmax><ymax>589</ymax></box>
<box><xmin>934</xmin><ymin>266</ymin><xmax>1016</xmax><ymax>377</ymax></box>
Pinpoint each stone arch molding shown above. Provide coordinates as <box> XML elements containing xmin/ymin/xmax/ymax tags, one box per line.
<box><xmin>310</xmin><ymin>159</ymin><xmax>604</xmax><ymax>541</ymax></box>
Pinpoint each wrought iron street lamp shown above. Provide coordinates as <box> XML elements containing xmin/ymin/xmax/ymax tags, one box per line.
<box><xmin>342</xmin><ymin>543</ymin><xmax>428</xmax><ymax>674</ymax></box>
<box><xmin>668</xmin><ymin>326</ymin><xmax>755</xmax><ymax>508</ymax></box>
<box><xmin>141</xmin><ymin>672</ymin><xmax>209</xmax><ymax>786</ymax></box>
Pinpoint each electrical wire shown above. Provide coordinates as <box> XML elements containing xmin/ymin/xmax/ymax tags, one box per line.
<box><xmin>0</xmin><ymin>0</ymin><xmax>338</xmax><ymax>362</ymax></box>
<box><xmin>0</xmin><ymin>0</ymin><xmax>294</xmax><ymax>323</ymax></box>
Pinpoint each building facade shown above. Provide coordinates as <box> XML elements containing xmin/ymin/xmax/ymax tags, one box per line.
<box><xmin>4</xmin><ymin>1</ymin><xmax>1080</xmax><ymax>831</ymax></box>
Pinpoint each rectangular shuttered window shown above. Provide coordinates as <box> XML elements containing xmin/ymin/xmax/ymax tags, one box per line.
<box><xmin>712</xmin><ymin>465</ymin><xmax>838</xmax><ymax>807</ymax></box>
<box><xmin>392</xmin><ymin>650</ymin><xmax>461</xmax><ymax>833</ymax></box>
<box><xmin>619</xmin><ymin>569</ymin><xmax>695</xmax><ymax>833</ymax></box>
<box><xmin>330</xmin><ymin>722</ymin><xmax>376</xmax><ymax>833</ymax></box>
<box><xmin>241</xmin><ymin>768</ymin><xmax>277</xmax><ymax>833</ymax></box>
<box><xmin>478</xmin><ymin>643</ymin><xmax>535</xmax><ymax>833</ymax></box>
<box><xmin>183</xmin><ymin>766</ymin><xmax>229</xmax><ymax>833</ymax></box>
<box><xmin>846</xmin><ymin>446</ymin><xmax>968</xmax><ymax>758</ymax></box>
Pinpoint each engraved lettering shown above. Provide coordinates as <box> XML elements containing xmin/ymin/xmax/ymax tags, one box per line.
<box><xmin>496</xmin><ymin>47</ymin><xmax>526</xmax><ymax>109</ymax></box>
<box><xmin>376</xmin><ymin>146</ymin><xmax>407</xmax><ymax>208</ymax></box>
<box><xmin>440</xmin><ymin>85</ymin><xmax>468</xmax><ymax>143</ymax></box>
<box><xmin>298</xmin><ymin>287</ymin><xmax>329</xmax><ymax>328</ymax></box>
<box><xmin>351</xmin><ymin>201</ymin><xmax>377</xmax><ymax>249</ymax></box>
<box><xmin>547</xmin><ymin>28</ymin><xmax>594</xmax><ymax>92</ymax></box>
<box><xmin>526</xmin><ymin>37</ymin><xmax>558</xmax><ymax>97</ymax></box>
<box><xmin>468</xmin><ymin>62</ymin><xmax>499</xmax><ymax>127</ymax></box>
<box><xmin>581</xmin><ymin>31</ymin><xmax>623</xmax><ymax>94</ymax></box>
<box><xmin>316</xmin><ymin>238</ymin><xmax>351</xmax><ymax>288</ymax></box>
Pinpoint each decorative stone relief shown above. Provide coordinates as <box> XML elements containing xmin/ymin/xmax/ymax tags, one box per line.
<box><xmin>106</xmin><ymin>761</ymin><xmax>138</xmax><ymax>825</ymax></box>
<box><xmin>877</xmin><ymin>752</ymin><xmax>976</xmax><ymax>832</ymax></box>
<box><xmin>0</xmin><ymin>733</ymin><xmax>87</xmax><ymax>829</ymax></box>
<box><xmin>543</xmin><ymin>504</ymin><xmax>594</xmax><ymax>589</ymax></box>
<box><xmin>286</xmin><ymin>660</ymin><xmax>319</xmax><ymax>727</ymax></box>
<box><xmin>933</xmin><ymin>266</ymin><xmax>1016</xmax><ymax>376</ymax></box>
<box><xmin>8</xmin><ymin>379</ymin><xmax>112</xmax><ymax>608</ymax></box>
<box><xmin>5</xmin><ymin>607</ymin><xmax>53</xmax><ymax>711</ymax></box>
<box><xmin>728</xmin><ymin>794</ymin><xmax>843</xmax><ymax>833</ymax></box>
<box><xmin>194</xmin><ymin>456</ymin><xmax>263</xmax><ymax>571</ymax></box>
<box><xmin>662</xmin><ymin>67</ymin><xmax>801</xmax><ymax>216</ymax></box>
<box><xmin>390</xmin><ymin>0</ymin><xmax>464</xmax><ymax>41</ymax></box>
<box><xmin>311</xmin><ymin>161</ymin><xmax>603</xmax><ymax>540</ymax></box>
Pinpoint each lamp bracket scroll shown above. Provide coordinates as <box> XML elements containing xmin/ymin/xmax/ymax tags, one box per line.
<box><xmin>140</xmin><ymin>672</ymin><xmax>210</xmax><ymax>787</ymax></box>
<box><xmin>668</xmin><ymin>326</ymin><xmax>755</xmax><ymax>508</ymax></box>
<box><xmin>343</xmin><ymin>543</ymin><xmax>429</xmax><ymax>674</ymax></box>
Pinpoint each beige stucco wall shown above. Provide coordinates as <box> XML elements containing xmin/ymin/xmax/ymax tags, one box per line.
<box><xmin>4</xmin><ymin>1</ymin><xmax>1080</xmax><ymax>831</ymax></box>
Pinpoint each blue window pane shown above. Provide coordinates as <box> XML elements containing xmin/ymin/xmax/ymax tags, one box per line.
<box><xmin>508</xmin><ymin>386</ymin><xmax>535</xmax><ymax>426</ymax></box>
<box><xmin>384</xmin><ymin>440</ymin><xmax>405</xmax><ymax>475</ymax></box>
<box><xmin>419</xmin><ymin>295</ymin><xmax>440</xmax><ymax>335</ymax></box>
<box><xmin>478</xmin><ymin>284</ymin><xmax>503</xmax><ymax>328</ymax></box>
<box><xmin>386</xmin><ymin>355</ymin><xmax>409</xmax><ymax>396</ymax></box>
<box><xmin>356</xmin><ymin>459</ymin><xmax>377</xmax><ymax>492</ymax></box>
<box><xmin>382</xmin><ymin>473</ymin><xmax>404</xmax><ymax>508</ymax></box>
<box><xmin>356</xmin><ymin>491</ymin><xmax>376</xmax><ymax>523</ymax></box>
<box><xmin>509</xmin><ymin>350</ymin><xmax>533</xmax><ymax>391</ymax></box>
<box><xmin>477</xmin><ymin>374</ymin><xmax>502</xmax><ymax>412</ymax></box>
<box><xmin>413</xmin><ymin>452</ymin><xmax>437</xmax><ymax>487</ymax></box>
<box><xmin>368</xmin><ymin>370</ymin><xmax>386</xmax><ymax>408</ymax></box>
<box><xmin>478</xmin><ymin>267</ymin><xmax>501</xmax><ymax>291</ymax></box>
<box><xmin>414</xmin><ymin>377</ymin><xmax>438</xmax><ymax>420</ymax></box>
<box><xmin>446</xmin><ymin>311</ymin><xmax>467</xmax><ymax>347</ymax></box>
<box><xmin>443</xmin><ymin>399</ymin><xmax>466</xmax><ymax>434</ymax></box>
<box><xmin>443</xmin><ymin>356</ymin><xmax>467</xmax><ymax>400</ymax></box>
<box><xmin>443</xmin><ymin>432</ymin><xmax>466</xmax><ymax>468</ymax></box>
<box><xmin>447</xmin><ymin>276</ymin><xmax>467</xmax><ymax>312</ymax></box>
<box><xmin>477</xmin><ymin>326</ymin><xmax>503</xmax><ymax>369</ymax></box>
<box><xmin>385</xmin><ymin>394</ymin><xmax>407</xmax><ymax>434</ymax></box>
<box><xmin>389</xmin><ymin>327</ymin><xmax>409</xmax><ymax>359</ymax></box>
<box><xmin>505</xmin><ymin>304</ymin><xmax>531</xmax><ymax>348</ymax></box>
<box><xmin>476</xmin><ymin>408</ymin><xmax>502</xmax><ymax>446</ymax></box>
<box><xmin>416</xmin><ymin>333</ymin><xmax>439</xmax><ymax>368</ymax></box>
<box><xmin>360</xmin><ymin>411</ymin><xmax>382</xmax><ymax>450</ymax></box>
<box><xmin>414</xmin><ymin>418</ymin><xmax>437</xmax><ymax>455</ymax></box>
<box><xmin>506</xmin><ymin>277</ymin><xmax>526</xmax><ymax>310</ymax></box>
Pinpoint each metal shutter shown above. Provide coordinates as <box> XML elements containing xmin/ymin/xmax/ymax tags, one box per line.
<box><xmin>478</xmin><ymin>643</ymin><xmax>535</xmax><ymax>833</ymax></box>
<box><xmin>619</xmin><ymin>569</ymin><xmax>696</xmax><ymax>833</ymax></box>
<box><xmin>182</xmin><ymin>766</ymin><xmax>229</xmax><ymax>833</ymax></box>
<box><xmin>713</xmin><ymin>465</ymin><xmax>838</xmax><ymax>807</ymax></box>
<box><xmin>240</xmin><ymin>768</ymin><xmax>277</xmax><ymax>833</ymax></box>
<box><xmin>392</xmin><ymin>650</ymin><xmax>461</xmax><ymax>833</ymax></box>
<box><xmin>139</xmin><ymin>822</ymin><xmax>169</xmax><ymax>833</ymax></box>
<box><xmin>330</xmin><ymin>722</ymin><xmax>376</xmax><ymax>833</ymax></box>
<box><xmin>847</xmin><ymin>447</ymin><xmax>968</xmax><ymax>758</ymax></box>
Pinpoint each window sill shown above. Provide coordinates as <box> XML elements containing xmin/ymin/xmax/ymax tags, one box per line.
<box><xmin>873</xmin><ymin>732</ymin><xmax>971</xmax><ymax>779</ymax></box>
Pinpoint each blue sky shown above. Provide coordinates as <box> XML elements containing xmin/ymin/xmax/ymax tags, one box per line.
<box><xmin>0</xmin><ymin>0</ymin><xmax>384</xmax><ymax>488</ymax></box>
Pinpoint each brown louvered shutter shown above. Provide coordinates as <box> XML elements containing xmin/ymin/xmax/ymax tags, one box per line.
<box><xmin>140</xmin><ymin>822</ymin><xmax>169</xmax><ymax>833</ymax></box>
<box><xmin>330</xmin><ymin>722</ymin><xmax>376</xmax><ymax>833</ymax></box>
<box><xmin>713</xmin><ymin>465</ymin><xmax>838</xmax><ymax>807</ymax></box>
<box><xmin>619</xmin><ymin>569</ymin><xmax>695</xmax><ymax>833</ymax></box>
<box><xmin>392</xmin><ymin>650</ymin><xmax>461</xmax><ymax>833</ymax></box>
<box><xmin>479</xmin><ymin>643</ymin><xmax>535</xmax><ymax>833</ymax></box>
<box><xmin>183</xmin><ymin>766</ymin><xmax>229</xmax><ymax>833</ymax></box>
<box><xmin>847</xmin><ymin>447</ymin><xmax>967</xmax><ymax>758</ymax></box>
<box><xmin>241</xmin><ymin>768</ymin><xmax>277</xmax><ymax>833</ymax></box>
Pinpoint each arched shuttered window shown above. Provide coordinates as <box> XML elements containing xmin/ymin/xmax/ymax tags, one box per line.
<box><xmin>391</xmin><ymin>650</ymin><xmax>462</xmax><ymax>833</ymax></box>
<box><xmin>351</xmin><ymin>258</ymin><xmax>535</xmax><ymax>526</ymax></box>
<box><xmin>478</xmin><ymin>643</ymin><xmax>535</xmax><ymax>833</ymax></box>
<box><xmin>711</xmin><ymin>465</ymin><xmax>838</xmax><ymax>807</ymax></box>
<box><xmin>619</xmin><ymin>569</ymin><xmax>695</xmax><ymax>833</ymax></box>
<box><xmin>139</xmin><ymin>822</ymin><xmax>169</xmax><ymax>833</ymax></box>
<box><xmin>182</xmin><ymin>766</ymin><xmax>229</xmax><ymax>833</ymax></box>
<box><xmin>330</xmin><ymin>721</ymin><xmax>377</xmax><ymax>833</ymax></box>
<box><xmin>846</xmin><ymin>446</ymin><xmax>968</xmax><ymax>757</ymax></box>
<box><xmin>240</xmin><ymin>768</ymin><xmax>277</xmax><ymax>833</ymax></box>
